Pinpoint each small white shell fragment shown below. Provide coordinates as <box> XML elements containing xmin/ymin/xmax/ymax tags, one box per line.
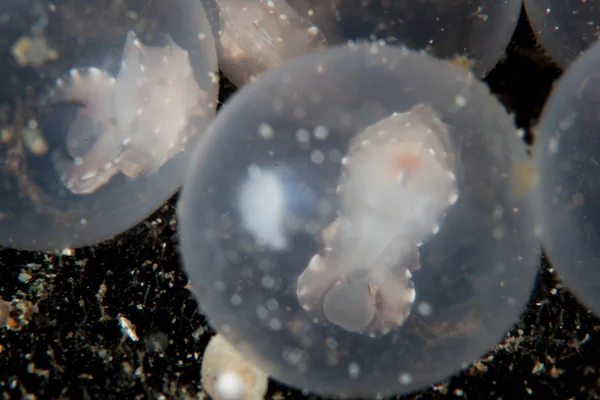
<box><xmin>177</xmin><ymin>42</ymin><xmax>540</xmax><ymax>399</ymax></box>
<box><xmin>118</xmin><ymin>313</ymin><xmax>139</xmax><ymax>342</ymax></box>
<box><xmin>201</xmin><ymin>334</ymin><xmax>269</xmax><ymax>400</ymax></box>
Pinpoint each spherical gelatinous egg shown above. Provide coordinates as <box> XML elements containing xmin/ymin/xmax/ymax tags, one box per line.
<box><xmin>525</xmin><ymin>0</ymin><xmax>600</xmax><ymax>68</ymax></box>
<box><xmin>178</xmin><ymin>43</ymin><xmax>539</xmax><ymax>397</ymax></box>
<box><xmin>532</xmin><ymin>41</ymin><xmax>600</xmax><ymax>316</ymax></box>
<box><xmin>206</xmin><ymin>0</ymin><xmax>522</xmax><ymax>86</ymax></box>
<box><xmin>0</xmin><ymin>0</ymin><xmax>218</xmax><ymax>251</ymax></box>
<box><xmin>300</xmin><ymin>0</ymin><xmax>523</xmax><ymax>76</ymax></box>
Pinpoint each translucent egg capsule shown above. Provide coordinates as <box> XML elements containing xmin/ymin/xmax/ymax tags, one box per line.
<box><xmin>178</xmin><ymin>43</ymin><xmax>539</xmax><ymax>397</ymax></box>
<box><xmin>302</xmin><ymin>0</ymin><xmax>523</xmax><ymax>76</ymax></box>
<box><xmin>0</xmin><ymin>0</ymin><xmax>218</xmax><ymax>251</ymax></box>
<box><xmin>204</xmin><ymin>0</ymin><xmax>522</xmax><ymax>86</ymax></box>
<box><xmin>532</xmin><ymin>41</ymin><xmax>600</xmax><ymax>316</ymax></box>
<box><xmin>525</xmin><ymin>0</ymin><xmax>600</xmax><ymax>68</ymax></box>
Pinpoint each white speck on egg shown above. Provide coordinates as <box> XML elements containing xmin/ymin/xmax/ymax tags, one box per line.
<box><xmin>295</xmin><ymin>128</ymin><xmax>310</xmax><ymax>144</ymax></box>
<box><xmin>454</xmin><ymin>94</ymin><xmax>467</xmax><ymax>107</ymax></box>
<box><xmin>348</xmin><ymin>362</ymin><xmax>361</xmax><ymax>379</ymax></box>
<box><xmin>258</xmin><ymin>122</ymin><xmax>274</xmax><ymax>139</ymax></box>
<box><xmin>314</xmin><ymin>125</ymin><xmax>329</xmax><ymax>139</ymax></box>
<box><xmin>399</xmin><ymin>372</ymin><xmax>413</xmax><ymax>385</ymax></box>
<box><xmin>417</xmin><ymin>301</ymin><xmax>432</xmax><ymax>316</ymax></box>
<box><xmin>269</xmin><ymin>319</ymin><xmax>282</xmax><ymax>330</ymax></box>
<box><xmin>310</xmin><ymin>150</ymin><xmax>325</xmax><ymax>164</ymax></box>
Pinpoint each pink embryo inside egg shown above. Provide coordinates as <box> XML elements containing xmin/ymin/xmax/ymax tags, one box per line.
<box><xmin>179</xmin><ymin>43</ymin><xmax>539</xmax><ymax>398</ymax></box>
<box><xmin>296</xmin><ymin>104</ymin><xmax>460</xmax><ymax>336</ymax></box>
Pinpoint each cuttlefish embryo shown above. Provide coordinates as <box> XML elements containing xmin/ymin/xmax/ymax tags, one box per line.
<box><xmin>296</xmin><ymin>104</ymin><xmax>460</xmax><ymax>337</ymax></box>
<box><xmin>50</xmin><ymin>31</ymin><xmax>208</xmax><ymax>194</ymax></box>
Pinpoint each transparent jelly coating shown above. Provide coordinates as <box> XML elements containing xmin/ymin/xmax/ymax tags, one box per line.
<box><xmin>525</xmin><ymin>0</ymin><xmax>600</xmax><ymax>68</ymax></box>
<box><xmin>203</xmin><ymin>0</ymin><xmax>522</xmax><ymax>86</ymax></box>
<box><xmin>532</xmin><ymin>41</ymin><xmax>600</xmax><ymax>316</ymax></box>
<box><xmin>179</xmin><ymin>43</ymin><xmax>539</xmax><ymax>397</ymax></box>
<box><xmin>0</xmin><ymin>0</ymin><xmax>218</xmax><ymax>251</ymax></box>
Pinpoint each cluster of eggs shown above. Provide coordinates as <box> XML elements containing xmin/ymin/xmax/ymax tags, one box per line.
<box><xmin>0</xmin><ymin>0</ymin><xmax>598</xmax><ymax>398</ymax></box>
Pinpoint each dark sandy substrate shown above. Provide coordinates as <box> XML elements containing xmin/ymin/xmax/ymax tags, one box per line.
<box><xmin>1</xmin><ymin>8</ymin><xmax>599</xmax><ymax>400</ymax></box>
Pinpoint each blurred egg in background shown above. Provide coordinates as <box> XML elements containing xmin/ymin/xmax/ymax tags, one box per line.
<box><xmin>0</xmin><ymin>0</ymin><xmax>218</xmax><ymax>251</ymax></box>
<box><xmin>532</xmin><ymin>40</ymin><xmax>600</xmax><ymax>318</ymax></box>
